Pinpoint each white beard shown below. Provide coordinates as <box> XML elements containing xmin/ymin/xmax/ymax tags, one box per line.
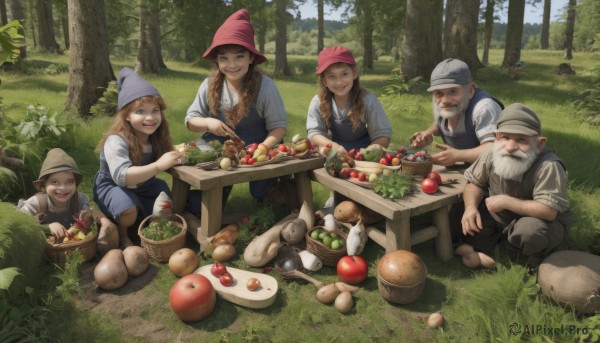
<box><xmin>492</xmin><ymin>141</ymin><xmax>539</xmax><ymax>180</ymax></box>
<box><xmin>432</xmin><ymin>89</ymin><xmax>470</xmax><ymax>120</ymax></box>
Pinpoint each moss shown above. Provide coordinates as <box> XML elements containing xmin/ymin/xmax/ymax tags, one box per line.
<box><xmin>0</xmin><ymin>202</ymin><xmax>48</xmax><ymax>295</ymax></box>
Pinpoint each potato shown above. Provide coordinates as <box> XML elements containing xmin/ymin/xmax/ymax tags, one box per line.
<box><xmin>316</xmin><ymin>284</ymin><xmax>340</xmax><ymax>304</ymax></box>
<box><xmin>123</xmin><ymin>246</ymin><xmax>150</xmax><ymax>277</ymax></box>
<box><xmin>94</xmin><ymin>249</ymin><xmax>129</xmax><ymax>290</ymax></box>
<box><xmin>334</xmin><ymin>291</ymin><xmax>353</xmax><ymax>313</ymax></box>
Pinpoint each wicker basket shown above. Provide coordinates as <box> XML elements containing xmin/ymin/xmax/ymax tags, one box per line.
<box><xmin>401</xmin><ymin>157</ymin><xmax>433</xmax><ymax>176</ymax></box>
<box><xmin>46</xmin><ymin>230</ymin><xmax>99</xmax><ymax>265</ymax></box>
<box><xmin>138</xmin><ymin>214</ymin><xmax>187</xmax><ymax>262</ymax></box>
<box><xmin>377</xmin><ymin>272</ymin><xmax>426</xmax><ymax>304</ymax></box>
<box><xmin>305</xmin><ymin>226</ymin><xmax>347</xmax><ymax>267</ymax></box>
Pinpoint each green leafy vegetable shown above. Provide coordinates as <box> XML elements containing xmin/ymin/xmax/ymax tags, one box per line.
<box><xmin>184</xmin><ymin>148</ymin><xmax>218</xmax><ymax>164</ymax></box>
<box><xmin>372</xmin><ymin>172</ymin><xmax>413</xmax><ymax>199</ymax></box>
<box><xmin>142</xmin><ymin>218</ymin><xmax>182</xmax><ymax>241</ymax></box>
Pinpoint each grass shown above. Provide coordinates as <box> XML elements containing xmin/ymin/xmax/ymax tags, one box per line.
<box><xmin>1</xmin><ymin>49</ymin><xmax>600</xmax><ymax>342</ymax></box>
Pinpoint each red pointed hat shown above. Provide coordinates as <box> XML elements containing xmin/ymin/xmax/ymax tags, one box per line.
<box><xmin>203</xmin><ymin>9</ymin><xmax>266</xmax><ymax>64</ymax></box>
<box><xmin>316</xmin><ymin>46</ymin><xmax>356</xmax><ymax>74</ymax></box>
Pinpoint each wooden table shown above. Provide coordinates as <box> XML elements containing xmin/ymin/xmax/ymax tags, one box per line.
<box><xmin>312</xmin><ymin>165</ymin><xmax>467</xmax><ymax>261</ymax></box>
<box><xmin>169</xmin><ymin>156</ymin><xmax>325</xmax><ymax>242</ymax></box>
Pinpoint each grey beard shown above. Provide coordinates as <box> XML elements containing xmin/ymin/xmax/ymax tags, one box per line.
<box><xmin>432</xmin><ymin>92</ymin><xmax>470</xmax><ymax>120</ymax></box>
<box><xmin>492</xmin><ymin>145</ymin><xmax>538</xmax><ymax>181</ymax></box>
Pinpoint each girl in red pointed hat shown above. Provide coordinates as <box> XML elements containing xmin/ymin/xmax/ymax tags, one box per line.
<box><xmin>185</xmin><ymin>9</ymin><xmax>287</xmax><ymax>211</ymax></box>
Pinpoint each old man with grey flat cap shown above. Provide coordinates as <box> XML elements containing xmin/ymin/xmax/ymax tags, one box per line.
<box><xmin>452</xmin><ymin>103</ymin><xmax>572</xmax><ymax>271</ymax></box>
<box><xmin>410</xmin><ymin>58</ymin><xmax>504</xmax><ymax>166</ymax></box>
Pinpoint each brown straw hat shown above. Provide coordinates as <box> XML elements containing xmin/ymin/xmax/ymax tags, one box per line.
<box><xmin>33</xmin><ymin>148</ymin><xmax>82</xmax><ymax>190</ymax></box>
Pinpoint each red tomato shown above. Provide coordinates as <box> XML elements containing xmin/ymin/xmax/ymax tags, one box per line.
<box><xmin>421</xmin><ymin>177</ymin><xmax>439</xmax><ymax>194</ymax></box>
<box><xmin>337</xmin><ymin>255</ymin><xmax>368</xmax><ymax>285</ymax></box>
<box><xmin>219</xmin><ymin>272</ymin><xmax>234</xmax><ymax>286</ymax></box>
<box><xmin>379</xmin><ymin>158</ymin><xmax>389</xmax><ymax>166</ymax></box>
<box><xmin>350</xmin><ymin>170</ymin><xmax>359</xmax><ymax>179</ymax></box>
<box><xmin>239</xmin><ymin>157</ymin><xmax>248</xmax><ymax>165</ymax></box>
<box><xmin>358</xmin><ymin>172</ymin><xmax>367</xmax><ymax>182</ymax></box>
<box><xmin>385</xmin><ymin>153</ymin><xmax>394</xmax><ymax>161</ymax></box>
<box><xmin>427</xmin><ymin>171</ymin><xmax>442</xmax><ymax>185</ymax></box>
<box><xmin>397</xmin><ymin>147</ymin><xmax>405</xmax><ymax>154</ymax></box>
<box><xmin>247</xmin><ymin>158</ymin><xmax>255</xmax><ymax>165</ymax></box>
<box><xmin>169</xmin><ymin>274</ymin><xmax>216</xmax><ymax>322</ymax></box>
<box><xmin>241</xmin><ymin>216</ymin><xmax>250</xmax><ymax>225</ymax></box>
<box><xmin>210</xmin><ymin>262</ymin><xmax>227</xmax><ymax>277</ymax></box>
<box><xmin>277</xmin><ymin>143</ymin><xmax>288</xmax><ymax>153</ymax></box>
<box><xmin>268</xmin><ymin>149</ymin><xmax>279</xmax><ymax>158</ymax></box>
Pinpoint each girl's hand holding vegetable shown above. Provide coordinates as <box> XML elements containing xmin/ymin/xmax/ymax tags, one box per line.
<box><xmin>49</xmin><ymin>222</ymin><xmax>68</xmax><ymax>239</ymax></box>
<box><xmin>155</xmin><ymin>151</ymin><xmax>184</xmax><ymax>171</ymax></box>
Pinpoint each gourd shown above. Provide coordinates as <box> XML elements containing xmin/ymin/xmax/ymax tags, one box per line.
<box><xmin>94</xmin><ymin>249</ymin><xmax>129</xmax><ymax>290</ymax></box>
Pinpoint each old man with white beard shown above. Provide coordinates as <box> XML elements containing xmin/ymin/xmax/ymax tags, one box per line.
<box><xmin>455</xmin><ymin>103</ymin><xmax>572</xmax><ymax>271</ymax></box>
<box><xmin>410</xmin><ymin>58</ymin><xmax>504</xmax><ymax>166</ymax></box>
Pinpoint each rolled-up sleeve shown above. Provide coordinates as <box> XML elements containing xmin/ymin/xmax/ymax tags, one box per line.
<box><xmin>364</xmin><ymin>92</ymin><xmax>392</xmax><ymax>141</ymax></box>
<box><xmin>104</xmin><ymin>135</ymin><xmax>132</xmax><ymax>187</ymax></box>
<box><xmin>533</xmin><ymin>161</ymin><xmax>570</xmax><ymax>212</ymax></box>
<box><xmin>185</xmin><ymin>78</ymin><xmax>211</xmax><ymax>127</ymax></box>
<box><xmin>256</xmin><ymin>76</ymin><xmax>287</xmax><ymax>131</ymax></box>
<box><xmin>472</xmin><ymin>98</ymin><xmax>502</xmax><ymax>144</ymax></box>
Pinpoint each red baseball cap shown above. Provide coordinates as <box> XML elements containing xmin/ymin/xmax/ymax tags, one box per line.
<box><xmin>203</xmin><ymin>9</ymin><xmax>266</xmax><ymax>64</ymax></box>
<box><xmin>316</xmin><ymin>46</ymin><xmax>356</xmax><ymax>74</ymax></box>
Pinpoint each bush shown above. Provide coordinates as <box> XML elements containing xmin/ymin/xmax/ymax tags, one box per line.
<box><xmin>571</xmin><ymin>81</ymin><xmax>600</xmax><ymax>125</ymax></box>
<box><xmin>0</xmin><ymin>202</ymin><xmax>48</xmax><ymax>295</ymax></box>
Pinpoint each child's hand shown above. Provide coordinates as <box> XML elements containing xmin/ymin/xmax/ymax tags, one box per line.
<box><xmin>206</xmin><ymin>118</ymin><xmax>236</xmax><ymax>137</ymax></box>
<box><xmin>49</xmin><ymin>222</ymin><xmax>68</xmax><ymax>239</ymax></box>
<box><xmin>155</xmin><ymin>151</ymin><xmax>184</xmax><ymax>171</ymax></box>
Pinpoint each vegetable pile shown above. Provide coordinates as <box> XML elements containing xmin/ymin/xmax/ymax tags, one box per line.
<box><xmin>372</xmin><ymin>172</ymin><xmax>413</xmax><ymax>199</ymax></box>
<box><xmin>142</xmin><ymin>218</ymin><xmax>182</xmax><ymax>241</ymax></box>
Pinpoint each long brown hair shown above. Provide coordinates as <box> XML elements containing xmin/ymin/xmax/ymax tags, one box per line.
<box><xmin>207</xmin><ymin>44</ymin><xmax>262</xmax><ymax>129</ymax></box>
<box><xmin>318</xmin><ymin>63</ymin><xmax>366</xmax><ymax>132</ymax></box>
<box><xmin>97</xmin><ymin>96</ymin><xmax>173</xmax><ymax>165</ymax></box>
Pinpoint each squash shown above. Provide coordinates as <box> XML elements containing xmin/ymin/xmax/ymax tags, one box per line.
<box><xmin>122</xmin><ymin>246</ymin><xmax>150</xmax><ymax>277</ymax></box>
<box><xmin>94</xmin><ymin>249</ymin><xmax>129</xmax><ymax>290</ymax></box>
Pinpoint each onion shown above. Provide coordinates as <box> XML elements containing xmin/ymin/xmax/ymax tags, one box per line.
<box><xmin>427</xmin><ymin>312</ymin><xmax>444</xmax><ymax>328</ymax></box>
<box><xmin>246</xmin><ymin>278</ymin><xmax>262</xmax><ymax>291</ymax></box>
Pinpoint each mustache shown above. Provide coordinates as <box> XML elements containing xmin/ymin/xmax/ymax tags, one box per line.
<box><xmin>496</xmin><ymin>148</ymin><xmax>528</xmax><ymax>160</ymax></box>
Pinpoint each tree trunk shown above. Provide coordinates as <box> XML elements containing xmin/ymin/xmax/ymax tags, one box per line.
<box><xmin>501</xmin><ymin>0</ymin><xmax>525</xmax><ymax>70</ymax></box>
<box><xmin>25</xmin><ymin>0</ymin><xmax>36</xmax><ymax>49</ymax></box>
<box><xmin>1</xmin><ymin>0</ymin><xmax>7</xmax><ymax>25</ymax></box>
<box><xmin>317</xmin><ymin>0</ymin><xmax>324</xmax><ymax>53</ymax></box>
<box><xmin>274</xmin><ymin>0</ymin><xmax>290</xmax><ymax>76</ymax></box>
<box><xmin>563</xmin><ymin>0</ymin><xmax>576</xmax><ymax>60</ymax></box>
<box><xmin>6</xmin><ymin>0</ymin><xmax>26</xmax><ymax>58</ymax></box>
<box><xmin>401</xmin><ymin>0</ymin><xmax>443</xmax><ymax>80</ymax></box>
<box><xmin>36</xmin><ymin>0</ymin><xmax>60</xmax><ymax>53</ymax></box>
<box><xmin>359</xmin><ymin>0</ymin><xmax>374</xmax><ymax>70</ymax></box>
<box><xmin>482</xmin><ymin>0</ymin><xmax>495</xmax><ymax>65</ymax></box>
<box><xmin>65</xmin><ymin>0</ymin><xmax>114</xmax><ymax>117</ymax></box>
<box><xmin>136</xmin><ymin>0</ymin><xmax>166</xmax><ymax>74</ymax></box>
<box><xmin>540</xmin><ymin>0</ymin><xmax>551</xmax><ymax>49</ymax></box>
<box><xmin>444</xmin><ymin>0</ymin><xmax>482</xmax><ymax>73</ymax></box>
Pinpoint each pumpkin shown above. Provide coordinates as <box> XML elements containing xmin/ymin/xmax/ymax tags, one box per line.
<box><xmin>377</xmin><ymin>250</ymin><xmax>427</xmax><ymax>286</ymax></box>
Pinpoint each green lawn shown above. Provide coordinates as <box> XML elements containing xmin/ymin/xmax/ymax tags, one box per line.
<box><xmin>1</xmin><ymin>49</ymin><xmax>599</xmax><ymax>342</ymax></box>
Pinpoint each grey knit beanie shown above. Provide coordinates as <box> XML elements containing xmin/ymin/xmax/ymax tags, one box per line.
<box><xmin>117</xmin><ymin>67</ymin><xmax>161</xmax><ymax>110</ymax></box>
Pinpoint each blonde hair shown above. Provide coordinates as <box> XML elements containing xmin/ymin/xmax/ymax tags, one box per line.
<box><xmin>97</xmin><ymin>96</ymin><xmax>173</xmax><ymax>165</ymax></box>
<box><xmin>318</xmin><ymin>63</ymin><xmax>366</xmax><ymax>132</ymax></box>
<box><xmin>207</xmin><ymin>44</ymin><xmax>262</xmax><ymax>129</ymax></box>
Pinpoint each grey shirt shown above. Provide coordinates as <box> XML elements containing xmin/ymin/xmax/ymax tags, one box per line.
<box><xmin>437</xmin><ymin>98</ymin><xmax>502</xmax><ymax>144</ymax></box>
<box><xmin>306</xmin><ymin>92</ymin><xmax>391</xmax><ymax>142</ymax></box>
<box><xmin>102</xmin><ymin>135</ymin><xmax>151</xmax><ymax>188</ymax></box>
<box><xmin>17</xmin><ymin>193</ymin><xmax>90</xmax><ymax>217</ymax></box>
<box><xmin>185</xmin><ymin>75</ymin><xmax>286</xmax><ymax>132</ymax></box>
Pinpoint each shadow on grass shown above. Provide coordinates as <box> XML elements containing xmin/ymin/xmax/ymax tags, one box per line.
<box><xmin>545</xmin><ymin>129</ymin><xmax>600</xmax><ymax>189</ymax></box>
<box><xmin>7</xmin><ymin>77</ymin><xmax>67</xmax><ymax>94</ymax></box>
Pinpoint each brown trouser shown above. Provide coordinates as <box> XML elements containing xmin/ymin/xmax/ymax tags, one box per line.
<box><xmin>449</xmin><ymin>202</ymin><xmax>567</xmax><ymax>257</ymax></box>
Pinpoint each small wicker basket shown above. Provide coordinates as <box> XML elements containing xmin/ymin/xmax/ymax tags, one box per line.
<box><xmin>305</xmin><ymin>226</ymin><xmax>347</xmax><ymax>267</ymax></box>
<box><xmin>401</xmin><ymin>157</ymin><xmax>433</xmax><ymax>176</ymax></box>
<box><xmin>138</xmin><ymin>214</ymin><xmax>187</xmax><ymax>262</ymax></box>
<box><xmin>46</xmin><ymin>230</ymin><xmax>99</xmax><ymax>265</ymax></box>
<box><xmin>377</xmin><ymin>272</ymin><xmax>426</xmax><ymax>304</ymax></box>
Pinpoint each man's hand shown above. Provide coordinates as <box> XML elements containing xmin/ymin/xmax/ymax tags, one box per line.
<box><xmin>485</xmin><ymin>195</ymin><xmax>512</xmax><ymax>214</ymax></box>
<box><xmin>409</xmin><ymin>131</ymin><xmax>433</xmax><ymax>148</ymax></box>
<box><xmin>461</xmin><ymin>206</ymin><xmax>482</xmax><ymax>236</ymax></box>
<box><xmin>430</xmin><ymin>144</ymin><xmax>460</xmax><ymax>166</ymax></box>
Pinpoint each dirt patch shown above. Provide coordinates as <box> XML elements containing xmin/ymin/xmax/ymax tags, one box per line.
<box><xmin>77</xmin><ymin>262</ymin><xmax>191</xmax><ymax>342</ymax></box>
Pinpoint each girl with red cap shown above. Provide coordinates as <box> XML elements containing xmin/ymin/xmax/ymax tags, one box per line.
<box><xmin>185</xmin><ymin>9</ymin><xmax>287</xmax><ymax>207</ymax></box>
<box><xmin>306</xmin><ymin>46</ymin><xmax>391</xmax><ymax>153</ymax></box>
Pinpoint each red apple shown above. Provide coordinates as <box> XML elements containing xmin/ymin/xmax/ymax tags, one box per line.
<box><xmin>337</xmin><ymin>255</ymin><xmax>368</xmax><ymax>285</ymax></box>
<box><xmin>268</xmin><ymin>149</ymin><xmax>279</xmax><ymax>158</ymax></box>
<box><xmin>220</xmin><ymin>272</ymin><xmax>234</xmax><ymax>286</ymax></box>
<box><xmin>210</xmin><ymin>262</ymin><xmax>227</xmax><ymax>277</ymax></box>
<box><xmin>246</xmin><ymin>143</ymin><xmax>258</xmax><ymax>154</ymax></box>
<box><xmin>247</xmin><ymin>158</ymin><xmax>255</xmax><ymax>165</ymax></box>
<box><xmin>421</xmin><ymin>177</ymin><xmax>439</xmax><ymax>194</ymax></box>
<box><xmin>358</xmin><ymin>172</ymin><xmax>367</xmax><ymax>182</ymax></box>
<box><xmin>277</xmin><ymin>143</ymin><xmax>288</xmax><ymax>153</ymax></box>
<box><xmin>427</xmin><ymin>171</ymin><xmax>442</xmax><ymax>185</ymax></box>
<box><xmin>169</xmin><ymin>274</ymin><xmax>216</xmax><ymax>322</ymax></box>
<box><xmin>385</xmin><ymin>153</ymin><xmax>394</xmax><ymax>161</ymax></box>
<box><xmin>379</xmin><ymin>157</ymin><xmax>389</xmax><ymax>166</ymax></box>
<box><xmin>349</xmin><ymin>170</ymin><xmax>359</xmax><ymax>179</ymax></box>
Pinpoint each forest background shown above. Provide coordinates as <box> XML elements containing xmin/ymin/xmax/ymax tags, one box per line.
<box><xmin>1</xmin><ymin>0</ymin><xmax>600</xmax><ymax>342</ymax></box>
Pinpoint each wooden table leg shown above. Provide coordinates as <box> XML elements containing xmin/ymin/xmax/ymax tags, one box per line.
<box><xmin>200</xmin><ymin>188</ymin><xmax>222</xmax><ymax>239</ymax></box>
<box><xmin>432</xmin><ymin>205</ymin><xmax>453</xmax><ymax>261</ymax></box>
<box><xmin>171</xmin><ymin>177</ymin><xmax>190</xmax><ymax>215</ymax></box>
<box><xmin>294</xmin><ymin>171</ymin><xmax>314</xmax><ymax>212</ymax></box>
<box><xmin>386</xmin><ymin>216</ymin><xmax>411</xmax><ymax>253</ymax></box>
